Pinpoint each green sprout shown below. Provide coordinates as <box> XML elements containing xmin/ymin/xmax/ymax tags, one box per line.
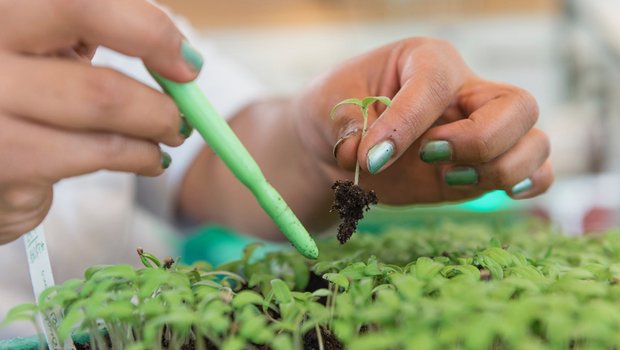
<box><xmin>5</xmin><ymin>223</ymin><xmax>620</xmax><ymax>349</ymax></box>
<box><xmin>330</xmin><ymin>96</ymin><xmax>392</xmax><ymax>185</ymax></box>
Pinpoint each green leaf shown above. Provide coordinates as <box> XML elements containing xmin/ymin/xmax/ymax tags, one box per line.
<box><xmin>84</xmin><ymin>265</ymin><xmax>110</xmax><ymax>280</ymax></box>
<box><xmin>363</xmin><ymin>256</ymin><xmax>383</xmax><ymax>276</ymax></box>
<box><xmin>440</xmin><ymin>265</ymin><xmax>481</xmax><ymax>280</ymax></box>
<box><xmin>271</xmin><ymin>334</ymin><xmax>294</xmax><ymax>350</ymax></box>
<box><xmin>414</xmin><ymin>257</ymin><xmax>444</xmax><ymax>280</ymax></box>
<box><xmin>479</xmin><ymin>255</ymin><xmax>504</xmax><ymax>280</ymax></box>
<box><xmin>221</xmin><ymin>336</ymin><xmax>245</xmax><ymax>350</ymax></box>
<box><xmin>311</xmin><ymin>288</ymin><xmax>332</xmax><ymax>298</ymax></box>
<box><xmin>89</xmin><ymin>264</ymin><xmax>137</xmax><ymax>282</ymax></box>
<box><xmin>58</xmin><ymin>307</ymin><xmax>85</xmax><ymax>341</ymax></box>
<box><xmin>481</xmin><ymin>247</ymin><xmax>515</xmax><ymax>267</ymax></box>
<box><xmin>340</xmin><ymin>262</ymin><xmax>367</xmax><ymax>280</ymax></box>
<box><xmin>322</xmin><ymin>273</ymin><xmax>349</xmax><ymax>290</ymax></box>
<box><xmin>139</xmin><ymin>251</ymin><xmax>162</xmax><ymax>268</ymax></box>
<box><xmin>361</xmin><ymin>96</ymin><xmax>392</xmax><ymax>109</ymax></box>
<box><xmin>2</xmin><ymin>303</ymin><xmax>38</xmax><ymax>325</ymax></box>
<box><xmin>330</xmin><ymin>98</ymin><xmax>363</xmax><ymax>119</ymax></box>
<box><xmin>232</xmin><ymin>290</ymin><xmax>265</xmax><ymax>308</ymax></box>
<box><xmin>270</xmin><ymin>279</ymin><xmax>293</xmax><ymax>304</ymax></box>
<box><xmin>287</xmin><ymin>256</ymin><xmax>310</xmax><ymax>290</ymax></box>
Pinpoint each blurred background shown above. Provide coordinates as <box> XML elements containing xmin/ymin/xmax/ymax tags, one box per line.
<box><xmin>159</xmin><ymin>0</ymin><xmax>620</xmax><ymax>239</ymax></box>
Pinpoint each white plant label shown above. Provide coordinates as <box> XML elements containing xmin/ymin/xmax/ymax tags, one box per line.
<box><xmin>24</xmin><ymin>226</ymin><xmax>76</xmax><ymax>350</ymax></box>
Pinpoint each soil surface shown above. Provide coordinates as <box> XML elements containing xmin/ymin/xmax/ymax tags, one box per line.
<box><xmin>331</xmin><ymin>180</ymin><xmax>378</xmax><ymax>244</ymax></box>
<box><xmin>76</xmin><ymin>330</ymin><xmax>343</xmax><ymax>349</ymax></box>
<box><xmin>303</xmin><ymin>327</ymin><xmax>344</xmax><ymax>350</ymax></box>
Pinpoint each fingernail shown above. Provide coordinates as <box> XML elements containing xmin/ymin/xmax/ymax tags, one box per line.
<box><xmin>160</xmin><ymin>151</ymin><xmax>172</xmax><ymax>169</ymax></box>
<box><xmin>332</xmin><ymin>128</ymin><xmax>360</xmax><ymax>159</ymax></box>
<box><xmin>445</xmin><ymin>167</ymin><xmax>478</xmax><ymax>186</ymax></box>
<box><xmin>420</xmin><ymin>140</ymin><xmax>452</xmax><ymax>163</ymax></box>
<box><xmin>181</xmin><ymin>40</ymin><xmax>204</xmax><ymax>73</ymax></box>
<box><xmin>179</xmin><ymin>115</ymin><xmax>193</xmax><ymax>139</ymax></box>
<box><xmin>367</xmin><ymin>140</ymin><xmax>395</xmax><ymax>174</ymax></box>
<box><xmin>511</xmin><ymin>178</ymin><xmax>533</xmax><ymax>195</ymax></box>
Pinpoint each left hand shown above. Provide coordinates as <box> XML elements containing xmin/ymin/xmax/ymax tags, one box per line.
<box><xmin>294</xmin><ymin>37</ymin><xmax>553</xmax><ymax>205</ymax></box>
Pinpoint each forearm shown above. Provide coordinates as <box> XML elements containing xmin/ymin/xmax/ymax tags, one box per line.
<box><xmin>178</xmin><ymin>97</ymin><xmax>337</xmax><ymax>241</ymax></box>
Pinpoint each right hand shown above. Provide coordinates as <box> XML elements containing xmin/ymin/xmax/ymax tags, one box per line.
<box><xmin>0</xmin><ymin>0</ymin><xmax>202</xmax><ymax>244</ymax></box>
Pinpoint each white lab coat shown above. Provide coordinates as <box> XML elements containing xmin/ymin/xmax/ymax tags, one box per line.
<box><xmin>0</xmin><ymin>16</ymin><xmax>264</xmax><ymax>338</ymax></box>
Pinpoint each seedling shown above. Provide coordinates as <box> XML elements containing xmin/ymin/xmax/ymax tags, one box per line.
<box><xmin>4</xmin><ymin>223</ymin><xmax>620</xmax><ymax>349</ymax></box>
<box><xmin>329</xmin><ymin>96</ymin><xmax>391</xmax><ymax>243</ymax></box>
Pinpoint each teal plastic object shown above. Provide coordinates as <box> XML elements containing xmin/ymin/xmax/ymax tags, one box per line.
<box><xmin>150</xmin><ymin>73</ymin><xmax>318</xmax><ymax>259</ymax></box>
<box><xmin>0</xmin><ymin>332</ymin><xmax>91</xmax><ymax>350</ymax></box>
<box><xmin>182</xmin><ymin>225</ymin><xmax>289</xmax><ymax>267</ymax></box>
<box><xmin>182</xmin><ymin>192</ymin><xmax>529</xmax><ymax>266</ymax></box>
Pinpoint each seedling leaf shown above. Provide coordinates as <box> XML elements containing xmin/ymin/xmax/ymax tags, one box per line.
<box><xmin>270</xmin><ymin>279</ymin><xmax>293</xmax><ymax>304</ymax></box>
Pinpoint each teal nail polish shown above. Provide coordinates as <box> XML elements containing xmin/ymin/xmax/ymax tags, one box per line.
<box><xmin>181</xmin><ymin>40</ymin><xmax>204</xmax><ymax>72</ymax></box>
<box><xmin>511</xmin><ymin>178</ymin><xmax>533</xmax><ymax>195</ymax></box>
<box><xmin>420</xmin><ymin>140</ymin><xmax>452</xmax><ymax>163</ymax></box>
<box><xmin>160</xmin><ymin>151</ymin><xmax>172</xmax><ymax>169</ymax></box>
<box><xmin>445</xmin><ymin>167</ymin><xmax>478</xmax><ymax>186</ymax></box>
<box><xmin>180</xmin><ymin>115</ymin><xmax>193</xmax><ymax>139</ymax></box>
<box><xmin>367</xmin><ymin>140</ymin><xmax>394</xmax><ymax>174</ymax></box>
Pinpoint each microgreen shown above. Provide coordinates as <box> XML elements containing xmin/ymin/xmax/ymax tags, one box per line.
<box><xmin>5</xmin><ymin>222</ymin><xmax>620</xmax><ymax>349</ymax></box>
<box><xmin>330</xmin><ymin>96</ymin><xmax>392</xmax><ymax>185</ymax></box>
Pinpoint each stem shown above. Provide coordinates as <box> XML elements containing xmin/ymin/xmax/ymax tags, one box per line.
<box><xmin>316</xmin><ymin>324</ymin><xmax>325</xmax><ymax>350</ymax></box>
<box><xmin>354</xmin><ymin>108</ymin><xmax>369</xmax><ymax>186</ymax></box>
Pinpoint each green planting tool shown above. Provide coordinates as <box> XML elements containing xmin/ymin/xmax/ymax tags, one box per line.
<box><xmin>150</xmin><ymin>72</ymin><xmax>319</xmax><ymax>259</ymax></box>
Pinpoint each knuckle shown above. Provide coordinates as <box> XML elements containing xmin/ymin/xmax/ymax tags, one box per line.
<box><xmin>83</xmin><ymin>69</ymin><xmax>126</xmax><ymax>116</ymax></box>
<box><xmin>535</xmin><ymin>129</ymin><xmax>552</xmax><ymax>159</ymax></box>
<box><xmin>512</xmin><ymin>88</ymin><xmax>539</xmax><ymax>126</ymax></box>
<box><xmin>97</xmin><ymin>134</ymin><xmax>129</xmax><ymax>161</ymax></box>
<box><xmin>399</xmin><ymin>105</ymin><xmax>425</xmax><ymax>138</ymax></box>
<box><xmin>538</xmin><ymin>164</ymin><xmax>555</xmax><ymax>194</ymax></box>
<box><xmin>462</xmin><ymin>120</ymin><xmax>494</xmax><ymax>162</ymax></box>
<box><xmin>0</xmin><ymin>186</ymin><xmax>49</xmax><ymax>212</ymax></box>
<box><xmin>134</xmin><ymin>144</ymin><xmax>164</xmax><ymax>176</ymax></box>
<box><xmin>486</xmin><ymin>162</ymin><xmax>515</xmax><ymax>189</ymax></box>
<box><xmin>427</xmin><ymin>68</ymin><xmax>452</xmax><ymax>105</ymax></box>
<box><xmin>143</xmin><ymin>11</ymin><xmax>177</xmax><ymax>50</ymax></box>
<box><xmin>153</xmin><ymin>98</ymin><xmax>180</xmax><ymax>141</ymax></box>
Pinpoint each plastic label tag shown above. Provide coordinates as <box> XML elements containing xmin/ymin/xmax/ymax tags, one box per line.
<box><xmin>24</xmin><ymin>226</ymin><xmax>76</xmax><ymax>350</ymax></box>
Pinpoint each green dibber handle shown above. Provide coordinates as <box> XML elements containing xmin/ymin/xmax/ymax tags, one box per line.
<box><xmin>150</xmin><ymin>73</ymin><xmax>319</xmax><ymax>259</ymax></box>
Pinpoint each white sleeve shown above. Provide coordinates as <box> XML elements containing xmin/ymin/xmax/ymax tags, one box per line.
<box><xmin>91</xmin><ymin>14</ymin><xmax>265</xmax><ymax>223</ymax></box>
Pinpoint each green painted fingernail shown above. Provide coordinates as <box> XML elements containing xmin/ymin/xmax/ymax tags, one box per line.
<box><xmin>160</xmin><ymin>151</ymin><xmax>172</xmax><ymax>169</ymax></box>
<box><xmin>367</xmin><ymin>140</ymin><xmax>394</xmax><ymax>174</ymax></box>
<box><xmin>420</xmin><ymin>140</ymin><xmax>452</xmax><ymax>162</ymax></box>
<box><xmin>511</xmin><ymin>178</ymin><xmax>533</xmax><ymax>195</ymax></box>
<box><xmin>180</xmin><ymin>115</ymin><xmax>193</xmax><ymax>139</ymax></box>
<box><xmin>181</xmin><ymin>40</ymin><xmax>203</xmax><ymax>72</ymax></box>
<box><xmin>445</xmin><ymin>167</ymin><xmax>478</xmax><ymax>186</ymax></box>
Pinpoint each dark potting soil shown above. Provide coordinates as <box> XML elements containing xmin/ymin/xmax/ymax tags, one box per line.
<box><xmin>76</xmin><ymin>331</ymin><xmax>343</xmax><ymax>349</ymax></box>
<box><xmin>331</xmin><ymin>180</ymin><xmax>378</xmax><ymax>244</ymax></box>
<box><xmin>303</xmin><ymin>327</ymin><xmax>344</xmax><ymax>350</ymax></box>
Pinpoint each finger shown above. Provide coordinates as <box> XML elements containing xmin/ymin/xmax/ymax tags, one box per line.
<box><xmin>332</xmin><ymin>128</ymin><xmax>361</xmax><ymax>172</ymax></box>
<box><xmin>0</xmin><ymin>0</ymin><xmax>201</xmax><ymax>81</ymax></box>
<box><xmin>0</xmin><ymin>115</ymin><xmax>168</xmax><ymax>182</ymax></box>
<box><xmin>475</xmin><ymin>128</ymin><xmax>550</xmax><ymax>191</ymax></box>
<box><xmin>357</xmin><ymin>42</ymin><xmax>468</xmax><ymax>174</ymax></box>
<box><xmin>508</xmin><ymin>160</ymin><xmax>554</xmax><ymax>199</ymax></box>
<box><xmin>420</xmin><ymin>84</ymin><xmax>539</xmax><ymax>164</ymax></box>
<box><xmin>0</xmin><ymin>53</ymin><xmax>185</xmax><ymax>147</ymax></box>
<box><xmin>0</xmin><ymin>185</ymin><xmax>53</xmax><ymax>245</ymax></box>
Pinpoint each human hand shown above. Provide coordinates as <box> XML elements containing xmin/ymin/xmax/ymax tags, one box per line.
<box><xmin>0</xmin><ymin>0</ymin><xmax>202</xmax><ymax>243</ymax></box>
<box><xmin>296</xmin><ymin>38</ymin><xmax>552</xmax><ymax>206</ymax></box>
